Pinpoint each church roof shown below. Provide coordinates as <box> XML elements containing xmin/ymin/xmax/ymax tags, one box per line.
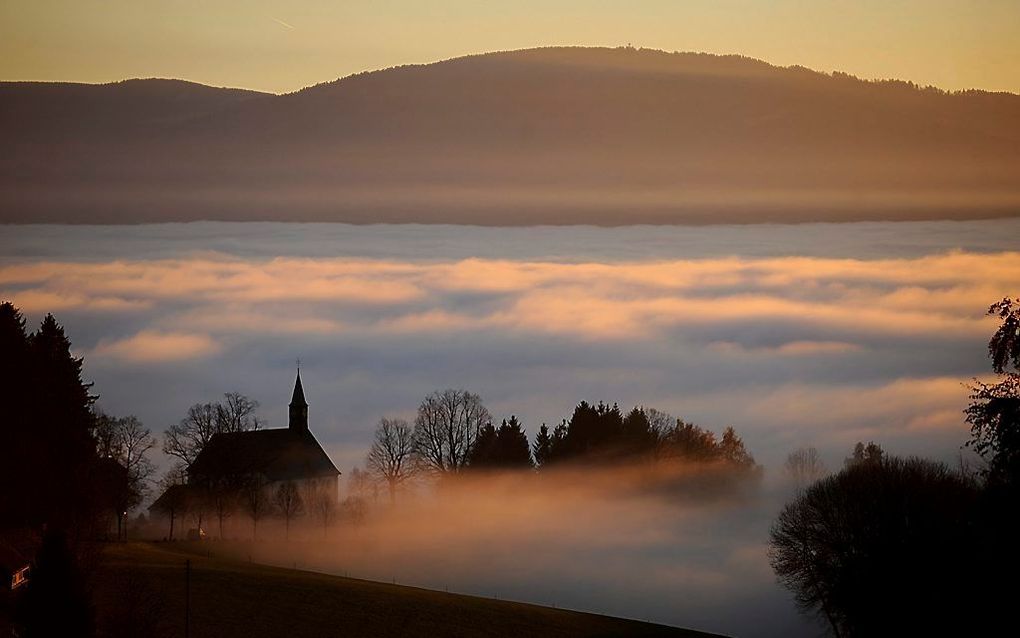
<box><xmin>188</xmin><ymin>428</ymin><xmax>339</xmax><ymax>483</ymax></box>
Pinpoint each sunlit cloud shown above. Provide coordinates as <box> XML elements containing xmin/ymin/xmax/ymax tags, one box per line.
<box><xmin>92</xmin><ymin>330</ymin><xmax>222</xmax><ymax>363</ymax></box>
<box><xmin>2</xmin><ymin>242</ymin><xmax>1015</xmax><ymax>470</ymax></box>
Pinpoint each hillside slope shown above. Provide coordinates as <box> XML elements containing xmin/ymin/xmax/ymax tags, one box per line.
<box><xmin>92</xmin><ymin>543</ymin><xmax>722</xmax><ymax>638</ymax></box>
<box><xmin>2</xmin><ymin>47</ymin><xmax>1019</xmax><ymax>224</ymax></box>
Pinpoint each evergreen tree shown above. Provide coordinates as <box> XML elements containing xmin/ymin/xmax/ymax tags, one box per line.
<box><xmin>0</xmin><ymin>302</ymin><xmax>31</xmax><ymax>524</ymax></box>
<box><xmin>29</xmin><ymin>314</ymin><xmax>99</xmax><ymax>529</ymax></box>
<box><xmin>493</xmin><ymin>416</ymin><xmax>533</xmax><ymax>468</ymax></box>
<box><xmin>532</xmin><ymin>423</ymin><xmax>552</xmax><ymax>467</ymax></box>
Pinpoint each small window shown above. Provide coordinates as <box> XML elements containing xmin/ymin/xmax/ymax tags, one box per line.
<box><xmin>11</xmin><ymin>565</ymin><xmax>29</xmax><ymax>589</ymax></box>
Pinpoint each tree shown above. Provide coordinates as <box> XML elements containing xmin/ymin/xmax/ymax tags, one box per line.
<box><xmin>987</xmin><ymin>297</ymin><xmax>1020</xmax><ymax>374</ymax></box>
<box><xmin>532</xmin><ymin>423</ymin><xmax>553</xmax><ymax>467</ymax></box>
<box><xmin>163</xmin><ymin>393</ymin><xmax>261</xmax><ymax>468</ymax></box>
<box><xmin>242</xmin><ymin>477</ymin><xmax>270</xmax><ymax>540</ymax></box>
<box><xmin>273</xmin><ymin>481</ymin><xmax>303</xmax><ymax>540</ymax></box>
<box><xmin>657</xmin><ymin>419</ymin><xmax>719</xmax><ymax>462</ymax></box>
<box><xmin>152</xmin><ymin>466</ymin><xmax>190</xmax><ymax>541</ymax></box>
<box><xmin>366</xmin><ymin>418</ymin><xmax>417</xmax><ymax>504</ymax></box>
<box><xmin>769</xmin><ymin>456</ymin><xmax>977</xmax><ymax>636</ymax></box>
<box><xmin>25</xmin><ymin>313</ymin><xmax>99</xmax><ymax>530</ymax></box>
<box><xmin>306</xmin><ymin>482</ymin><xmax>337</xmax><ymax>538</ymax></box>
<box><xmin>784</xmin><ymin>447</ymin><xmax>828</xmax><ymax>491</ymax></box>
<box><xmin>413</xmin><ymin>389</ymin><xmax>491</xmax><ymax>473</ymax></box>
<box><xmin>966</xmin><ymin>297</ymin><xmax>1020</xmax><ymax>485</ymax></box>
<box><xmin>621</xmin><ymin>407</ymin><xmax>657</xmax><ymax>453</ymax></box>
<box><xmin>469</xmin><ymin>416</ymin><xmax>533</xmax><ymax>469</ymax></box>
<box><xmin>94</xmin><ymin>412</ymin><xmax>157</xmax><ymax>537</ymax></box>
<box><xmin>844</xmin><ymin>441</ymin><xmax>884</xmax><ymax>468</ymax></box>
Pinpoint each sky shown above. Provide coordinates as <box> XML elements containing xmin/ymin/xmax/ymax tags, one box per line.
<box><xmin>2</xmin><ymin>0</ymin><xmax>1019</xmax><ymax>94</ymax></box>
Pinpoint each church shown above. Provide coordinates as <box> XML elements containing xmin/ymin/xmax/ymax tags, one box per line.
<box><xmin>151</xmin><ymin>371</ymin><xmax>340</xmax><ymax>528</ymax></box>
<box><xmin>188</xmin><ymin>371</ymin><xmax>340</xmax><ymax>500</ymax></box>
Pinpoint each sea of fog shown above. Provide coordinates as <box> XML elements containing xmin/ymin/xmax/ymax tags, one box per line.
<box><xmin>3</xmin><ymin>218</ymin><xmax>1020</xmax><ymax>636</ymax></box>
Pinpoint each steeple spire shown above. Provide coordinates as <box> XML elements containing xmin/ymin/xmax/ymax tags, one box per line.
<box><xmin>289</xmin><ymin>368</ymin><xmax>308</xmax><ymax>431</ymax></box>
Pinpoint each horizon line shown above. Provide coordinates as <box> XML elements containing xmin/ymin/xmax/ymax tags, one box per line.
<box><xmin>3</xmin><ymin>45</ymin><xmax>1017</xmax><ymax>98</ymax></box>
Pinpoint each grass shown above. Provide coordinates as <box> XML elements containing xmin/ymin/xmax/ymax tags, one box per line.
<box><xmin>93</xmin><ymin>542</ymin><xmax>723</xmax><ymax>638</ymax></box>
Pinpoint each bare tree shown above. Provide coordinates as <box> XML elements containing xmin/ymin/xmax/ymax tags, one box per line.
<box><xmin>153</xmin><ymin>465</ymin><xmax>190</xmax><ymax>541</ymax></box>
<box><xmin>95</xmin><ymin>412</ymin><xmax>157</xmax><ymax>538</ymax></box>
<box><xmin>305</xmin><ymin>482</ymin><xmax>337</xmax><ymax>539</ymax></box>
<box><xmin>644</xmin><ymin>407</ymin><xmax>675</xmax><ymax>441</ymax></box>
<box><xmin>784</xmin><ymin>447</ymin><xmax>828</xmax><ymax>492</ymax></box>
<box><xmin>273</xmin><ymin>481</ymin><xmax>304</xmax><ymax>540</ymax></box>
<box><xmin>413</xmin><ymin>389</ymin><xmax>491</xmax><ymax>473</ymax></box>
<box><xmin>366</xmin><ymin>418</ymin><xmax>417</xmax><ymax>504</ymax></box>
<box><xmin>206</xmin><ymin>476</ymin><xmax>240</xmax><ymax>540</ymax></box>
<box><xmin>242</xmin><ymin>476</ymin><xmax>270</xmax><ymax>540</ymax></box>
<box><xmin>163</xmin><ymin>393</ymin><xmax>261</xmax><ymax>468</ymax></box>
<box><xmin>217</xmin><ymin>392</ymin><xmax>263</xmax><ymax>433</ymax></box>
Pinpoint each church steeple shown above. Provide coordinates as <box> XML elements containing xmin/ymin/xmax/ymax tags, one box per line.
<box><xmin>289</xmin><ymin>368</ymin><xmax>308</xmax><ymax>432</ymax></box>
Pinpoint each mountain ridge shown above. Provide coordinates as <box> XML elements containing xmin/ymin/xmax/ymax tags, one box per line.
<box><xmin>2</xmin><ymin>46</ymin><xmax>1019</xmax><ymax>225</ymax></box>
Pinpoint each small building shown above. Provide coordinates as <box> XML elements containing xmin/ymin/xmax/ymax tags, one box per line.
<box><xmin>188</xmin><ymin>371</ymin><xmax>340</xmax><ymax>500</ymax></box>
<box><xmin>150</xmin><ymin>371</ymin><xmax>341</xmax><ymax>536</ymax></box>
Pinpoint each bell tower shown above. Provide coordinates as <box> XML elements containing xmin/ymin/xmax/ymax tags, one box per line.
<box><xmin>289</xmin><ymin>368</ymin><xmax>308</xmax><ymax>432</ymax></box>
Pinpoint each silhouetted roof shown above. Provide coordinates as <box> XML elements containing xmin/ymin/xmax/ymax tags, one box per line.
<box><xmin>188</xmin><ymin>428</ymin><xmax>339</xmax><ymax>483</ymax></box>
<box><xmin>290</xmin><ymin>371</ymin><xmax>307</xmax><ymax>407</ymax></box>
<box><xmin>148</xmin><ymin>484</ymin><xmax>196</xmax><ymax>514</ymax></box>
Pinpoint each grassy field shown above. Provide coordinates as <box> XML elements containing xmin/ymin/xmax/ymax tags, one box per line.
<box><xmin>93</xmin><ymin>542</ymin><xmax>723</xmax><ymax>638</ymax></box>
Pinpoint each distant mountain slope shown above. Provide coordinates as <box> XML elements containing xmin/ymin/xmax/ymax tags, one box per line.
<box><xmin>2</xmin><ymin>47</ymin><xmax>1019</xmax><ymax>224</ymax></box>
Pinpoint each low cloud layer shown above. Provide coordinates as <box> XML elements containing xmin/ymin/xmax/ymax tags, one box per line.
<box><xmin>1</xmin><ymin>222</ymin><xmax>1015</xmax><ymax>473</ymax></box>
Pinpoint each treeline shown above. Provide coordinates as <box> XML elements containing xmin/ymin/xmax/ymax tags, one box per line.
<box><xmin>363</xmin><ymin>390</ymin><xmax>760</xmax><ymax>503</ymax></box>
<box><xmin>1</xmin><ymin>301</ymin><xmax>158</xmax><ymax>636</ymax></box>
<box><xmin>769</xmin><ymin>297</ymin><xmax>1020</xmax><ymax>636</ymax></box>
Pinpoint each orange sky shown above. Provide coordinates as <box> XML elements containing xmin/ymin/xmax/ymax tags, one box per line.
<box><xmin>2</xmin><ymin>0</ymin><xmax>1018</xmax><ymax>93</ymax></box>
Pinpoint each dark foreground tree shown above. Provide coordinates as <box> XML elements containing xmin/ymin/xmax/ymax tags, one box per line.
<box><xmin>769</xmin><ymin>455</ymin><xmax>978</xmax><ymax>636</ymax></box>
<box><xmin>966</xmin><ymin>297</ymin><xmax>1020</xmax><ymax>485</ymax></box>
<box><xmin>16</xmin><ymin>529</ymin><xmax>94</xmax><ymax>638</ymax></box>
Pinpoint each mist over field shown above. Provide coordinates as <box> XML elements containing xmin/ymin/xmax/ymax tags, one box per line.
<box><xmin>186</xmin><ymin>466</ymin><xmax>807</xmax><ymax>637</ymax></box>
<box><xmin>3</xmin><ymin>219</ymin><xmax>1017</xmax><ymax>637</ymax></box>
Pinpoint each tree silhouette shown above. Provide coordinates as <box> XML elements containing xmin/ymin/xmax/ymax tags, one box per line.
<box><xmin>366</xmin><ymin>417</ymin><xmax>418</xmax><ymax>503</ymax></box>
<box><xmin>769</xmin><ymin>454</ymin><xmax>977</xmax><ymax>636</ymax></box>
<box><xmin>532</xmin><ymin>423</ymin><xmax>552</xmax><ymax>467</ymax></box>
<box><xmin>0</xmin><ymin>304</ymin><xmax>103</xmax><ymax>531</ymax></box>
<box><xmin>273</xmin><ymin>481</ymin><xmax>303</xmax><ymax>540</ymax></box>
<box><xmin>784</xmin><ymin>447</ymin><xmax>827</xmax><ymax>492</ymax></box>
<box><xmin>966</xmin><ymin>297</ymin><xmax>1020</xmax><ymax>485</ymax></box>
<box><xmin>412</xmin><ymin>389</ymin><xmax>491</xmax><ymax>473</ymax></box>
<box><xmin>94</xmin><ymin>412</ymin><xmax>156</xmax><ymax>536</ymax></box>
<box><xmin>844</xmin><ymin>441</ymin><xmax>884</xmax><ymax>468</ymax></box>
<box><xmin>469</xmin><ymin>416</ymin><xmax>533</xmax><ymax>469</ymax></box>
<box><xmin>163</xmin><ymin>393</ymin><xmax>261</xmax><ymax>468</ymax></box>
<box><xmin>242</xmin><ymin>476</ymin><xmax>270</xmax><ymax>540</ymax></box>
